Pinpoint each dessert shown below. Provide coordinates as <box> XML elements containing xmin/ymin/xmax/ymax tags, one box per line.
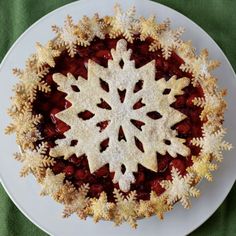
<box><xmin>6</xmin><ymin>4</ymin><xmax>232</xmax><ymax>228</ymax></box>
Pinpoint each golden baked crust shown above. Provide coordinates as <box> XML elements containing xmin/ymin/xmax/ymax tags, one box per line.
<box><xmin>6</xmin><ymin>4</ymin><xmax>232</xmax><ymax>228</ymax></box>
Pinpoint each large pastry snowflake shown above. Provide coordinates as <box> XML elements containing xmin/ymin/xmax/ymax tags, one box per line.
<box><xmin>50</xmin><ymin>39</ymin><xmax>190</xmax><ymax>192</ymax></box>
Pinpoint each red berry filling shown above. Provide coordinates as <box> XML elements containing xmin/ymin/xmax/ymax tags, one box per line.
<box><xmin>33</xmin><ymin>36</ymin><xmax>204</xmax><ymax>202</ymax></box>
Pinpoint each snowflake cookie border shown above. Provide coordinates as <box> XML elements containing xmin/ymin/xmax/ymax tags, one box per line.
<box><xmin>6</xmin><ymin>4</ymin><xmax>232</xmax><ymax>228</ymax></box>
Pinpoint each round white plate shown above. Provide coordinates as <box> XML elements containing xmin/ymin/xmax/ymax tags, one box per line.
<box><xmin>0</xmin><ymin>0</ymin><xmax>235</xmax><ymax>235</ymax></box>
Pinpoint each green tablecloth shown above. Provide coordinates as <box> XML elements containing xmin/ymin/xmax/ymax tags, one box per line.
<box><xmin>0</xmin><ymin>0</ymin><xmax>235</xmax><ymax>235</ymax></box>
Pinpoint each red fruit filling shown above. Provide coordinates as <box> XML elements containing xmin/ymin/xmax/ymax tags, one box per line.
<box><xmin>33</xmin><ymin>36</ymin><xmax>204</xmax><ymax>202</ymax></box>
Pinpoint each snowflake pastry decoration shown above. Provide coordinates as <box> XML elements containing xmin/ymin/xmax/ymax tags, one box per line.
<box><xmin>191</xmin><ymin>124</ymin><xmax>232</xmax><ymax>162</ymax></box>
<box><xmin>188</xmin><ymin>155</ymin><xmax>218</xmax><ymax>181</ymax></box>
<box><xmin>8</xmin><ymin>85</ymin><xmax>31</xmax><ymax>116</ymax></box>
<box><xmin>106</xmin><ymin>4</ymin><xmax>138</xmax><ymax>42</ymax></box>
<box><xmin>52</xmin><ymin>15</ymin><xmax>78</xmax><ymax>57</ymax></box>
<box><xmin>54</xmin><ymin>181</ymin><xmax>77</xmax><ymax>204</ymax></box>
<box><xmin>62</xmin><ymin>184</ymin><xmax>89</xmax><ymax>219</ymax></box>
<box><xmin>137</xmin><ymin>200</ymin><xmax>153</xmax><ymax>218</ymax></box>
<box><xmin>12</xmin><ymin>66</ymin><xmax>50</xmax><ymax>102</ymax></box>
<box><xmin>161</xmin><ymin>168</ymin><xmax>200</xmax><ymax>208</ymax></box>
<box><xmin>50</xmin><ymin>39</ymin><xmax>190</xmax><ymax>192</ymax></box>
<box><xmin>113</xmin><ymin>189</ymin><xmax>138</xmax><ymax>228</ymax></box>
<box><xmin>176</xmin><ymin>40</ymin><xmax>195</xmax><ymax>60</ymax></box>
<box><xmin>35</xmin><ymin>41</ymin><xmax>61</xmax><ymax>68</ymax></box>
<box><xmin>139</xmin><ymin>16</ymin><xmax>169</xmax><ymax>41</ymax></box>
<box><xmin>78</xmin><ymin>13</ymin><xmax>105</xmax><ymax>41</ymax></box>
<box><xmin>14</xmin><ymin>142</ymin><xmax>55</xmax><ymax>178</ymax></box>
<box><xmin>40</xmin><ymin>168</ymin><xmax>65</xmax><ymax>197</ymax></box>
<box><xmin>180</xmin><ymin>49</ymin><xmax>220</xmax><ymax>86</ymax></box>
<box><xmin>88</xmin><ymin>192</ymin><xmax>115</xmax><ymax>222</ymax></box>
<box><xmin>5</xmin><ymin>110</ymin><xmax>42</xmax><ymax>149</ymax></box>
<box><xmin>149</xmin><ymin>24</ymin><xmax>184</xmax><ymax>59</ymax></box>
<box><xmin>193</xmin><ymin>88</ymin><xmax>227</xmax><ymax>120</ymax></box>
<box><xmin>149</xmin><ymin>191</ymin><xmax>172</xmax><ymax>219</ymax></box>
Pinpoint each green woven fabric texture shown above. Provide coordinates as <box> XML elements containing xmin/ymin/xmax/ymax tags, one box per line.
<box><xmin>0</xmin><ymin>0</ymin><xmax>235</xmax><ymax>235</ymax></box>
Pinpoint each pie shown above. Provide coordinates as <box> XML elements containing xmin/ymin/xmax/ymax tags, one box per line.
<box><xmin>6</xmin><ymin>4</ymin><xmax>232</xmax><ymax>228</ymax></box>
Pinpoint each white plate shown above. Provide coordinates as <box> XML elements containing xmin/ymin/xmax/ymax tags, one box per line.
<box><xmin>0</xmin><ymin>0</ymin><xmax>236</xmax><ymax>235</ymax></box>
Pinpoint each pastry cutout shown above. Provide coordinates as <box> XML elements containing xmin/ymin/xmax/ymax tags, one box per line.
<box><xmin>50</xmin><ymin>39</ymin><xmax>190</xmax><ymax>192</ymax></box>
<box><xmin>161</xmin><ymin>168</ymin><xmax>200</xmax><ymax>208</ymax></box>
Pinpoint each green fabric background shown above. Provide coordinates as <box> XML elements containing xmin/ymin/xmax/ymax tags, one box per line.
<box><xmin>0</xmin><ymin>0</ymin><xmax>235</xmax><ymax>235</ymax></box>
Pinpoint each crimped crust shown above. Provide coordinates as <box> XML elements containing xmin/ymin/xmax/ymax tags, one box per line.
<box><xmin>6</xmin><ymin>4</ymin><xmax>232</xmax><ymax>228</ymax></box>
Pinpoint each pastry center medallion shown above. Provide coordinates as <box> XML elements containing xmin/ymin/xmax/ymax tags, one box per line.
<box><xmin>50</xmin><ymin>39</ymin><xmax>190</xmax><ymax>192</ymax></box>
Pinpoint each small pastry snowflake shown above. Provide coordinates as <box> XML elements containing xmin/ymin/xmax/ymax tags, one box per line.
<box><xmin>113</xmin><ymin>189</ymin><xmax>138</xmax><ymax>228</ymax></box>
<box><xmin>52</xmin><ymin>15</ymin><xmax>78</xmax><ymax>57</ymax></box>
<box><xmin>191</xmin><ymin>124</ymin><xmax>232</xmax><ymax>162</ymax></box>
<box><xmin>14</xmin><ymin>142</ymin><xmax>55</xmax><ymax>178</ymax></box>
<box><xmin>149</xmin><ymin>25</ymin><xmax>184</xmax><ymax>59</ymax></box>
<box><xmin>5</xmin><ymin>110</ymin><xmax>42</xmax><ymax>149</ymax></box>
<box><xmin>79</xmin><ymin>13</ymin><xmax>105</xmax><ymax>42</ymax></box>
<box><xmin>176</xmin><ymin>40</ymin><xmax>195</xmax><ymax>60</ymax></box>
<box><xmin>188</xmin><ymin>155</ymin><xmax>218</xmax><ymax>181</ymax></box>
<box><xmin>150</xmin><ymin>191</ymin><xmax>172</xmax><ymax>219</ymax></box>
<box><xmin>40</xmin><ymin>169</ymin><xmax>65</xmax><ymax>197</ymax></box>
<box><xmin>62</xmin><ymin>184</ymin><xmax>89</xmax><ymax>219</ymax></box>
<box><xmin>139</xmin><ymin>16</ymin><xmax>169</xmax><ymax>41</ymax></box>
<box><xmin>206</xmin><ymin>113</ymin><xmax>224</xmax><ymax>128</ymax></box>
<box><xmin>180</xmin><ymin>49</ymin><xmax>220</xmax><ymax>86</ymax></box>
<box><xmin>35</xmin><ymin>41</ymin><xmax>61</xmax><ymax>68</ymax></box>
<box><xmin>12</xmin><ymin>66</ymin><xmax>50</xmax><ymax>102</ymax></box>
<box><xmin>8</xmin><ymin>85</ymin><xmax>31</xmax><ymax>116</ymax></box>
<box><xmin>137</xmin><ymin>200</ymin><xmax>153</xmax><ymax>218</ymax></box>
<box><xmin>193</xmin><ymin>88</ymin><xmax>227</xmax><ymax>120</ymax></box>
<box><xmin>88</xmin><ymin>192</ymin><xmax>115</xmax><ymax>222</ymax></box>
<box><xmin>50</xmin><ymin>39</ymin><xmax>190</xmax><ymax>192</ymax></box>
<box><xmin>9</xmin><ymin>54</ymin><xmax>49</xmax><ymax>114</ymax></box>
<box><xmin>106</xmin><ymin>4</ymin><xmax>138</xmax><ymax>42</ymax></box>
<box><xmin>54</xmin><ymin>181</ymin><xmax>77</xmax><ymax>204</ymax></box>
<box><xmin>161</xmin><ymin>168</ymin><xmax>200</xmax><ymax>208</ymax></box>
